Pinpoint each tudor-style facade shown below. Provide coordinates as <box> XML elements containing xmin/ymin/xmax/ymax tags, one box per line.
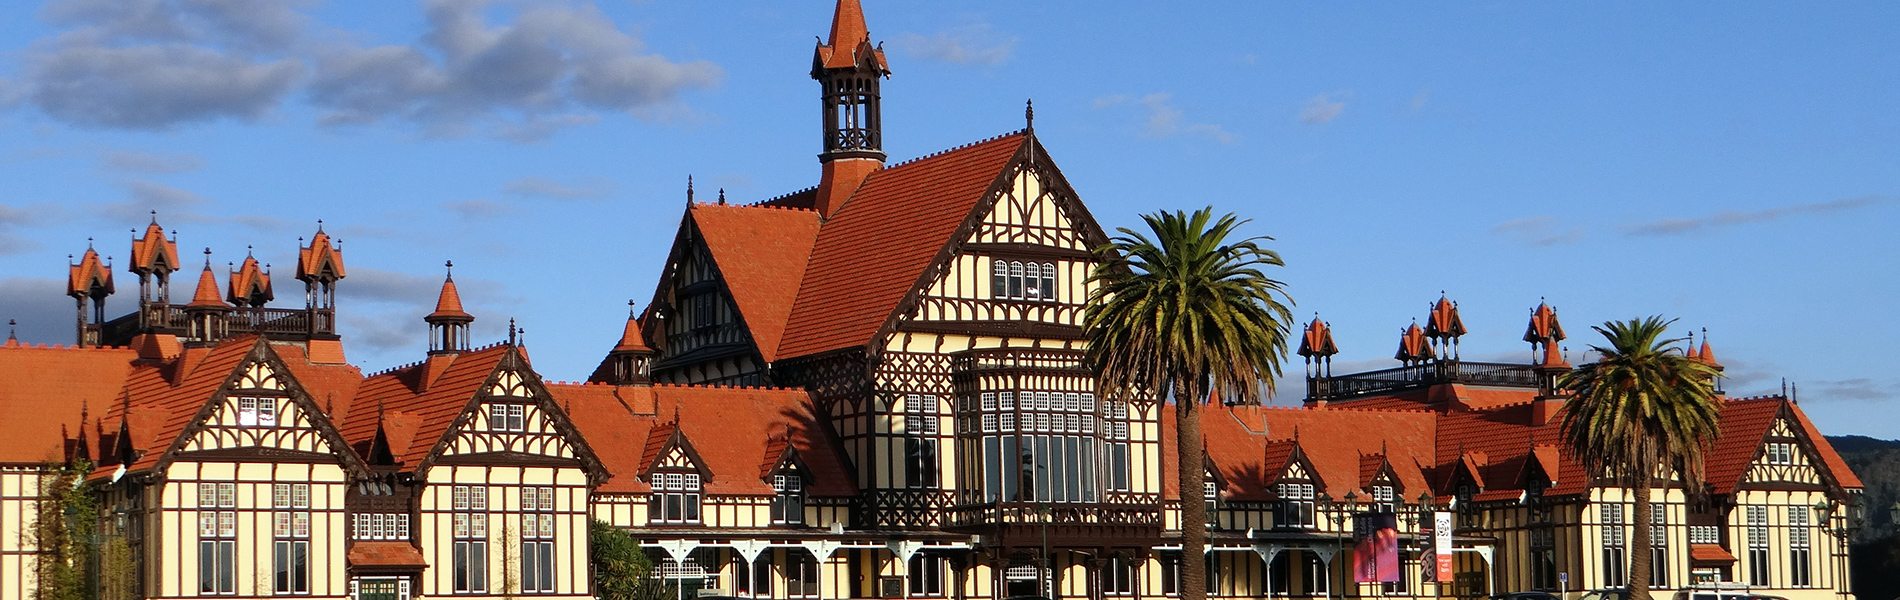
<box><xmin>0</xmin><ymin>3</ymin><xmax>1871</xmax><ymax>600</ymax></box>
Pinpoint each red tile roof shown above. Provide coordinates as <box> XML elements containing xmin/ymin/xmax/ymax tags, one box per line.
<box><xmin>342</xmin><ymin>345</ymin><xmax>511</xmax><ymax>467</ymax></box>
<box><xmin>1297</xmin><ymin>316</ymin><xmax>1337</xmax><ymax>358</ymax></box>
<box><xmin>348</xmin><ymin>542</ymin><xmax>428</xmax><ymax>568</ymax></box>
<box><xmin>778</xmin><ymin>133</ymin><xmax>1026</xmax><ymax>359</ymax></box>
<box><xmin>1395</xmin><ymin>323</ymin><xmax>1431</xmax><ymax>362</ymax></box>
<box><xmin>1690</xmin><ymin>544</ymin><xmax>1736</xmax><ymax>563</ymax></box>
<box><xmin>1704</xmin><ymin>398</ymin><xmax>1785</xmax><ymax>494</ymax></box>
<box><xmin>688</xmin><ymin>204</ymin><xmax>822</xmax><ymax>362</ymax></box>
<box><xmin>100</xmin><ymin>338</ymin><xmax>262</xmax><ymax>472</ymax></box>
<box><xmin>427</xmin><ymin>275</ymin><xmax>471</xmax><ymax>321</ymax></box>
<box><xmin>0</xmin><ymin>344</ymin><xmax>137</xmax><ymax>464</ymax></box>
<box><xmin>187</xmin><ymin>265</ymin><xmax>227</xmax><ymax>308</ymax></box>
<box><xmin>551</xmin><ymin>383</ymin><xmax>856</xmax><ymax>497</ymax></box>
<box><xmin>1427</xmin><ymin>295</ymin><xmax>1466</xmax><ymax>339</ymax></box>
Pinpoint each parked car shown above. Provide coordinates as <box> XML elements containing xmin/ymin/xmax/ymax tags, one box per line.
<box><xmin>1492</xmin><ymin>592</ymin><xmax>1561</xmax><ymax>600</ymax></box>
<box><xmin>1578</xmin><ymin>589</ymin><xmax>1628</xmax><ymax>600</ymax></box>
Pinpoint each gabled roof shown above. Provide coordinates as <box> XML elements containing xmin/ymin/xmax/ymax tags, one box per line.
<box><xmin>778</xmin><ymin>133</ymin><xmax>1028</xmax><ymax>359</ymax></box>
<box><xmin>296</xmin><ymin>227</ymin><xmax>346</xmax><ymax>282</ymax></box>
<box><xmin>68</xmin><ymin>247</ymin><xmax>114</xmax><ymax>298</ymax></box>
<box><xmin>129</xmin><ymin>219</ymin><xmax>179</xmax><ymax>274</ymax></box>
<box><xmin>227</xmin><ymin>255</ymin><xmax>272</xmax><ymax>306</ymax></box>
<box><xmin>687</xmin><ymin>204</ymin><xmax>822</xmax><ymax>362</ymax></box>
<box><xmin>552</xmin><ymin>383</ymin><xmax>856</xmax><ymax>497</ymax></box>
<box><xmin>1705</xmin><ymin>397</ymin><xmax>1862</xmax><ymax>494</ymax></box>
<box><xmin>343</xmin><ymin>345</ymin><xmax>511</xmax><ymax>467</ymax></box>
<box><xmin>187</xmin><ymin>264</ymin><xmax>227</xmax><ymax>308</ymax></box>
<box><xmin>427</xmin><ymin>274</ymin><xmax>471</xmax><ymax>321</ymax></box>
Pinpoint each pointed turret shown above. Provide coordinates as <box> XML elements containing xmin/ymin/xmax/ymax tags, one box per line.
<box><xmin>601</xmin><ymin>300</ymin><xmax>656</xmax><ymax>385</ymax></box>
<box><xmin>812</xmin><ymin>0</ymin><xmax>890</xmax><ymax>217</ymax></box>
<box><xmin>295</xmin><ymin>222</ymin><xmax>345</xmax><ymax>337</ymax></box>
<box><xmin>184</xmin><ymin>249</ymin><xmax>229</xmax><ymax>343</ymax></box>
<box><xmin>1522</xmin><ymin>300</ymin><xmax>1565</xmax><ymax>346</ymax></box>
<box><xmin>426</xmin><ymin>261</ymin><xmax>474</xmax><ymax>354</ymax></box>
<box><xmin>1697</xmin><ymin>328</ymin><xmax>1721</xmax><ymax>370</ymax></box>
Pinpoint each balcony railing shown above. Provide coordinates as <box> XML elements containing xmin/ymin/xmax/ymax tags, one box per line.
<box><xmin>1309</xmin><ymin>360</ymin><xmax>1543</xmax><ymax>400</ymax></box>
<box><xmin>946</xmin><ymin>498</ymin><xmax>1163</xmax><ymax>529</ymax></box>
<box><xmin>94</xmin><ymin>303</ymin><xmax>336</xmax><ymax>345</ymax></box>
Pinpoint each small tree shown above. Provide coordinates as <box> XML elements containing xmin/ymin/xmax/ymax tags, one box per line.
<box><xmin>592</xmin><ymin>520</ymin><xmax>672</xmax><ymax>600</ymax></box>
<box><xmin>33</xmin><ymin>458</ymin><xmax>98</xmax><ymax>600</ymax></box>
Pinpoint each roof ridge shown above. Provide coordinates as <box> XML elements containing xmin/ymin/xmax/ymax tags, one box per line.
<box><xmin>1724</xmin><ymin>394</ymin><xmax>1787</xmax><ymax>403</ymax></box>
<box><xmin>879</xmin><ymin>129</ymin><xmax>1026</xmax><ymax>171</ymax></box>
<box><xmin>366</xmin><ymin>358</ymin><xmax>427</xmax><ymax>378</ymax></box>
<box><xmin>745</xmin><ymin>186</ymin><xmax>820</xmax><ymax>208</ymax></box>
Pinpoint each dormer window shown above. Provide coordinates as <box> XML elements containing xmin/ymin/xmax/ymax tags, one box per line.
<box><xmin>648</xmin><ymin>472</ymin><xmax>702</xmax><ymax>524</ymax></box>
<box><xmin>771</xmin><ymin>473</ymin><xmax>805</xmax><ymax>525</ymax></box>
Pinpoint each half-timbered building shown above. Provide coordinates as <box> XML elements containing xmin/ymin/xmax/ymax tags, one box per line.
<box><xmin>0</xmin><ymin>2</ymin><xmax>1869</xmax><ymax>600</ymax></box>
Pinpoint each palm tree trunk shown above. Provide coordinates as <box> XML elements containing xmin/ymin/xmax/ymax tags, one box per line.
<box><xmin>1628</xmin><ymin>482</ymin><xmax>1653</xmax><ymax>600</ymax></box>
<box><xmin>1178</xmin><ymin>388</ymin><xmax>1207</xmax><ymax>600</ymax></box>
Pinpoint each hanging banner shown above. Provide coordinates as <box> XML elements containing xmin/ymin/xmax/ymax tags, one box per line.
<box><xmin>1353</xmin><ymin>512</ymin><xmax>1401</xmax><ymax>583</ymax></box>
<box><xmin>1433</xmin><ymin>511</ymin><xmax>1454</xmax><ymax>581</ymax></box>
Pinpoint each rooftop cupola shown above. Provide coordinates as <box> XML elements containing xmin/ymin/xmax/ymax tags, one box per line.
<box><xmin>226</xmin><ymin>249</ymin><xmax>274</xmax><ymax>308</ymax></box>
<box><xmin>1297</xmin><ymin>314</ymin><xmax>1339</xmax><ymax>378</ymax></box>
<box><xmin>811</xmin><ymin>0</ymin><xmax>890</xmax><ymax>218</ymax></box>
<box><xmin>68</xmin><ymin>244</ymin><xmax>114</xmax><ymax>346</ymax></box>
<box><xmin>426</xmin><ymin>261</ymin><xmax>474</xmax><ymax>355</ymax></box>
<box><xmin>296</xmin><ymin>222</ymin><xmax>346</xmax><ymax>337</ymax></box>
<box><xmin>128</xmin><ymin>212</ymin><xmax>180</xmax><ymax>305</ymax></box>
<box><xmin>1425</xmin><ymin>293</ymin><xmax>1466</xmax><ymax>360</ymax></box>
<box><xmin>1395</xmin><ymin>321</ymin><xmax>1432</xmax><ymax>366</ymax></box>
<box><xmin>604</xmin><ymin>300</ymin><xmax>656</xmax><ymax>385</ymax></box>
<box><xmin>184</xmin><ymin>249</ymin><xmax>230</xmax><ymax>343</ymax></box>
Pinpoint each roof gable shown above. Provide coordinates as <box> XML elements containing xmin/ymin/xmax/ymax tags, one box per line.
<box><xmin>685</xmin><ymin>204</ymin><xmax>822</xmax><ymax>363</ymax></box>
<box><xmin>777</xmin><ymin>132</ymin><xmax>1028</xmax><ymax>359</ymax></box>
<box><xmin>412</xmin><ymin>349</ymin><xmax>606</xmax><ymax>480</ymax></box>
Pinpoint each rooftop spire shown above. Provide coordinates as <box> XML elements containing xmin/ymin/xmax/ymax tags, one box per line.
<box><xmin>426</xmin><ymin>260</ymin><xmax>473</xmax><ymax>354</ymax></box>
<box><xmin>187</xmin><ymin>251</ymin><xmax>227</xmax><ymax>309</ymax></box>
<box><xmin>812</xmin><ymin>0</ymin><xmax>889</xmax><ymax>218</ymax></box>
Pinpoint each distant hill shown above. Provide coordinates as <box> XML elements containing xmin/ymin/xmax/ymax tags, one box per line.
<box><xmin>1826</xmin><ymin>435</ymin><xmax>1900</xmax><ymax>538</ymax></box>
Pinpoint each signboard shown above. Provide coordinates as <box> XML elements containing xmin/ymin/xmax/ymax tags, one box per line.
<box><xmin>1433</xmin><ymin>511</ymin><xmax>1454</xmax><ymax>582</ymax></box>
<box><xmin>1353</xmin><ymin>512</ymin><xmax>1401</xmax><ymax>583</ymax></box>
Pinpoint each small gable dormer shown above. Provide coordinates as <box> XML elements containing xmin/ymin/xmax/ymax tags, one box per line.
<box><xmin>1266</xmin><ymin>440</ymin><xmax>1323</xmax><ymax>529</ymax></box>
<box><xmin>1744</xmin><ymin>416</ymin><xmax>1824</xmax><ymax>487</ymax></box>
<box><xmin>643</xmin><ymin>423</ymin><xmax>710</xmax><ymax>525</ymax></box>
<box><xmin>764</xmin><ymin>438</ymin><xmax>810</xmax><ymax>525</ymax></box>
<box><xmin>1359</xmin><ymin>452</ymin><xmax>1405</xmax><ymax>513</ymax></box>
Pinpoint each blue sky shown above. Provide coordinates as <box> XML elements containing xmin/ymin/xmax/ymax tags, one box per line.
<box><xmin>0</xmin><ymin>1</ymin><xmax>1895</xmax><ymax>436</ymax></box>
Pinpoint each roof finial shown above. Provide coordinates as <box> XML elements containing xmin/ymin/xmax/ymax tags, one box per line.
<box><xmin>1025</xmin><ymin>98</ymin><xmax>1034</xmax><ymax>132</ymax></box>
<box><xmin>202</xmin><ymin>247</ymin><xmax>212</xmax><ymax>269</ymax></box>
<box><xmin>686</xmin><ymin>175</ymin><xmax>695</xmax><ymax>205</ymax></box>
<box><xmin>149</xmin><ymin>209</ymin><xmax>158</xmax><ymax>224</ymax></box>
<box><xmin>628</xmin><ymin>299</ymin><xmax>638</xmax><ymax>319</ymax></box>
<box><xmin>7</xmin><ymin>319</ymin><xmax>16</xmax><ymax>343</ymax></box>
<box><xmin>717</xmin><ymin>187</ymin><xmax>726</xmax><ymax>205</ymax></box>
<box><xmin>444</xmin><ymin>260</ymin><xmax>454</xmax><ymax>280</ymax></box>
<box><xmin>508</xmin><ymin>318</ymin><xmax>518</xmax><ymax>345</ymax></box>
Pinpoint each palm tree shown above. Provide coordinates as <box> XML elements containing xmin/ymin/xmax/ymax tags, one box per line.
<box><xmin>1085</xmin><ymin>207</ymin><xmax>1294</xmax><ymax>600</ymax></box>
<box><xmin>1558</xmin><ymin>316</ymin><xmax>1722</xmax><ymax>600</ymax></box>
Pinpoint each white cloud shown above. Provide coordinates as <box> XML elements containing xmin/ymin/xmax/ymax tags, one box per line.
<box><xmin>1094</xmin><ymin>93</ymin><xmax>1237</xmax><ymax>144</ymax></box>
<box><xmin>1299</xmin><ymin>92</ymin><xmax>1347</xmax><ymax>125</ymax></box>
<box><xmin>892</xmin><ymin>25</ymin><xmax>1016</xmax><ymax>66</ymax></box>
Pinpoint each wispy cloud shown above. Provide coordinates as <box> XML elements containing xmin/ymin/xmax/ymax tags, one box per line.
<box><xmin>0</xmin><ymin>277</ymin><xmax>75</xmax><ymax>343</ymax></box>
<box><xmin>891</xmin><ymin>24</ymin><xmax>1016</xmax><ymax>66</ymax></box>
<box><xmin>444</xmin><ymin>198</ymin><xmax>508</xmax><ymax>219</ymax></box>
<box><xmin>1299</xmin><ymin>92</ymin><xmax>1348</xmax><ymax>125</ymax></box>
<box><xmin>504</xmin><ymin>176</ymin><xmax>613</xmax><ymax>200</ymax></box>
<box><xmin>1625</xmin><ymin>195</ymin><xmax>1897</xmax><ymax>236</ymax></box>
<box><xmin>1492</xmin><ymin>216</ymin><xmax>1583</xmax><ymax>247</ymax></box>
<box><xmin>1093</xmin><ymin>93</ymin><xmax>1237</xmax><ymax>144</ymax></box>
<box><xmin>1811</xmin><ymin>378</ymin><xmax>1893</xmax><ymax>403</ymax></box>
<box><xmin>101</xmin><ymin>149</ymin><xmax>203</xmax><ymax>173</ymax></box>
